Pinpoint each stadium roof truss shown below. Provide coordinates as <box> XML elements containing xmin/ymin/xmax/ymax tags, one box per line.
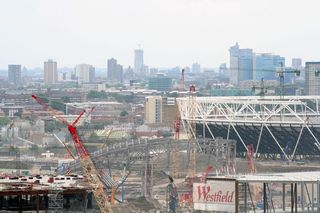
<box><xmin>177</xmin><ymin>96</ymin><xmax>320</xmax><ymax>161</ymax></box>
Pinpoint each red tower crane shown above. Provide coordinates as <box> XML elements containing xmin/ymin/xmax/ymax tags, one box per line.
<box><xmin>174</xmin><ymin>69</ymin><xmax>184</xmax><ymax>140</ymax></box>
<box><xmin>200</xmin><ymin>165</ymin><xmax>213</xmax><ymax>183</ymax></box>
<box><xmin>31</xmin><ymin>95</ymin><xmax>113</xmax><ymax>213</ymax></box>
<box><xmin>247</xmin><ymin>144</ymin><xmax>256</xmax><ymax>174</ymax></box>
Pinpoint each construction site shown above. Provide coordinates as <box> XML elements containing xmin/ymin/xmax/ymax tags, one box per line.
<box><xmin>0</xmin><ymin>70</ymin><xmax>320</xmax><ymax>212</ymax></box>
<box><xmin>0</xmin><ymin>86</ymin><xmax>320</xmax><ymax>212</ymax></box>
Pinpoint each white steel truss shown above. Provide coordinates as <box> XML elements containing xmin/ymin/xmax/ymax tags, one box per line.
<box><xmin>177</xmin><ymin>96</ymin><xmax>320</xmax><ymax>160</ymax></box>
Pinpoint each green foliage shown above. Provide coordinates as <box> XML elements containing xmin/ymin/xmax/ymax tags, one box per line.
<box><xmin>87</xmin><ymin>90</ymin><xmax>134</xmax><ymax>103</ymax></box>
<box><xmin>50</xmin><ymin>100</ymin><xmax>65</xmax><ymax>112</ymax></box>
<box><xmin>36</xmin><ymin>94</ymin><xmax>49</xmax><ymax>104</ymax></box>
<box><xmin>120</xmin><ymin>110</ymin><xmax>128</xmax><ymax>117</ymax></box>
<box><xmin>9</xmin><ymin>145</ymin><xmax>18</xmax><ymax>154</ymax></box>
<box><xmin>161</xmin><ymin>131</ymin><xmax>174</xmax><ymax>138</ymax></box>
<box><xmin>61</xmin><ymin>96</ymin><xmax>71</xmax><ymax>103</ymax></box>
<box><xmin>0</xmin><ymin>117</ymin><xmax>9</xmax><ymax>126</ymax></box>
<box><xmin>111</xmin><ymin>93</ymin><xmax>134</xmax><ymax>103</ymax></box>
<box><xmin>87</xmin><ymin>90</ymin><xmax>108</xmax><ymax>99</ymax></box>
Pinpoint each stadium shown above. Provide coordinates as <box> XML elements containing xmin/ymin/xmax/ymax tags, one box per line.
<box><xmin>177</xmin><ymin>96</ymin><xmax>320</xmax><ymax>160</ymax></box>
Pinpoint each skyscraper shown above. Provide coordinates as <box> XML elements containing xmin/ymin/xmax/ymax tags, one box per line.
<box><xmin>134</xmin><ymin>49</ymin><xmax>144</xmax><ymax>75</ymax></box>
<box><xmin>44</xmin><ymin>59</ymin><xmax>58</xmax><ymax>84</ymax></box>
<box><xmin>192</xmin><ymin>63</ymin><xmax>201</xmax><ymax>73</ymax></box>
<box><xmin>305</xmin><ymin>62</ymin><xmax>320</xmax><ymax>95</ymax></box>
<box><xmin>76</xmin><ymin>64</ymin><xmax>95</xmax><ymax>83</ymax></box>
<box><xmin>229</xmin><ymin>43</ymin><xmax>253</xmax><ymax>85</ymax></box>
<box><xmin>253</xmin><ymin>53</ymin><xmax>285</xmax><ymax>81</ymax></box>
<box><xmin>292</xmin><ymin>58</ymin><xmax>302</xmax><ymax>68</ymax></box>
<box><xmin>107</xmin><ymin>58</ymin><xmax>123</xmax><ymax>83</ymax></box>
<box><xmin>8</xmin><ymin>64</ymin><xmax>21</xmax><ymax>84</ymax></box>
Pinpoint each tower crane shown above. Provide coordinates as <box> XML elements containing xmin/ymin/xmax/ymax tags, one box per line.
<box><xmin>277</xmin><ymin>62</ymin><xmax>300</xmax><ymax>99</ymax></box>
<box><xmin>161</xmin><ymin>170</ymin><xmax>178</xmax><ymax>213</ymax></box>
<box><xmin>171</xmin><ymin>69</ymin><xmax>184</xmax><ymax>179</ymax></box>
<box><xmin>246</xmin><ymin>144</ymin><xmax>256</xmax><ymax>174</ymax></box>
<box><xmin>186</xmin><ymin>84</ymin><xmax>197</xmax><ymax>206</ymax></box>
<box><xmin>32</xmin><ymin>94</ymin><xmax>113</xmax><ymax>213</ymax></box>
<box><xmin>200</xmin><ymin>165</ymin><xmax>213</xmax><ymax>183</ymax></box>
<box><xmin>252</xmin><ymin>78</ymin><xmax>269</xmax><ymax>98</ymax></box>
<box><xmin>174</xmin><ymin>69</ymin><xmax>184</xmax><ymax>140</ymax></box>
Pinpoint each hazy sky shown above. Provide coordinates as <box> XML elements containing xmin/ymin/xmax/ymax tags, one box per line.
<box><xmin>0</xmin><ymin>0</ymin><xmax>319</xmax><ymax>69</ymax></box>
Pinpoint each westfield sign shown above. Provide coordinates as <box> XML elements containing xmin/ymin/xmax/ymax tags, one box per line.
<box><xmin>197</xmin><ymin>185</ymin><xmax>234</xmax><ymax>203</ymax></box>
<box><xmin>193</xmin><ymin>181</ymin><xmax>236</xmax><ymax>212</ymax></box>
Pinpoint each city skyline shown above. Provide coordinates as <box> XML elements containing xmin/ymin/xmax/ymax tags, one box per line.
<box><xmin>0</xmin><ymin>0</ymin><xmax>320</xmax><ymax>69</ymax></box>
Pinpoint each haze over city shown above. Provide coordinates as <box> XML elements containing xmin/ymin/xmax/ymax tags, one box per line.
<box><xmin>1</xmin><ymin>0</ymin><xmax>320</xmax><ymax>69</ymax></box>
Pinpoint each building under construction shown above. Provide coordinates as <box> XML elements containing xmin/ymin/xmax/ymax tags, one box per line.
<box><xmin>0</xmin><ymin>176</ymin><xmax>91</xmax><ymax>212</ymax></box>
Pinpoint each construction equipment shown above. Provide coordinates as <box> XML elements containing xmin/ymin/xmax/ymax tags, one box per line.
<box><xmin>54</xmin><ymin>134</ymin><xmax>76</xmax><ymax>160</ymax></box>
<box><xmin>32</xmin><ymin>94</ymin><xmax>113</xmax><ymax>213</ymax></box>
<box><xmin>174</xmin><ymin>69</ymin><xmax>184</xmax><ymax>140</ymax></box>
<box><xmin>171</xmin><ymin>69</ymin><xmax>185</xmax><ymax>179</ymax></box>
<box><xmin>200</xmin><ymin>165</ymin><xmax>213</xmax><ymax>183</ymax></box>
<box><xmin>247</xmin><ymin>144</ymin><xmax>256</xmax><ymax>174</ymax></box>
<box><xmin>246</xmin><ymin>144</ymin><xmax>262</xmax><ymax>205</ymax></box>
<box><xmin>277</xmin><ymin>62</ymin><xmax>300</xmax><ymax>99</ymax></box>
<box><xmin>6</xmin><ymin>120</ymin><xmax>15</xmax><ymax>140</ymax></box>
<box><xmin>161</xmin><ymin>170</ymin><xmax>178</xmax><ymax>213</ymax></box>
<box><xmin>186</xmin><ymin>84</ymin><xmax>197</xmax><ymax>207</ymax></box>
<box><xmin>100</xmin><ymin>128</ymin><xmax>113</xmax><ymax>149</ymax></box>
<box><xmin>187</xmin><ymin>85</ymin><xmax>197</xmax><ymax>177</ymax></box>
<box><xmin>252</xmin><ymin>78</ymin><xmax>269</xmax><ymax>97</ymax></box>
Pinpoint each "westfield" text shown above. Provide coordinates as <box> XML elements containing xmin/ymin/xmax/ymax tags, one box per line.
<box><xmin>197</xmin><ymin>185</ymin><xmax>234</xmax><ymax>203</ymax></box>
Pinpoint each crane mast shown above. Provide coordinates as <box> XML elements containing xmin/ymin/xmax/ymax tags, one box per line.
<box><xmin>32</xmin><ymin>94</ymin><xmax>113</xmax><ymax>213</ymax></box>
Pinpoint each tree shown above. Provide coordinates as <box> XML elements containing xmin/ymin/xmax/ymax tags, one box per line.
<box><xmin>120</xmin><ymin>110</ymin><xmax>128</xmax><ymax>117</ymax></box>
<box><xmin>9</xmin><ymin>145</ymin><xmax>17</xmax><ymax>155</ymax></box>
<box><xmin>87</xmin><ymin>91</ymin><xmax>108</xmax><ymax>99</ymax></box>
<box><xmin>51</xmin><ymin>100</ymin><xmax>65</xmax><ymax>112</ymax></box>
<box><xmin>0</xmin><ymin>117</ymin><xmax>9</xmax><ymax>126</ymax></box>
<box><xmin>61</xmin><ymin>96</ymin><xmax>71</xmax><ymax>103</ymax></box>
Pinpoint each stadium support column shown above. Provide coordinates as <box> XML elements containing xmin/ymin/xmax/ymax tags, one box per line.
<box><xmin>301</xmin><ymin>181</ymin><xmax>304</xmax><ymax>212</ymax></box>
<box><xmin>295</xmin><ymin>183</ymin><xmax>298</xmax><ymax>213</ymax></box>
<box><xmin>317</xmin><ymin>180</ymin><xmax>320</xmax><ymax>213</ymax></box>
<box><xmin>283</xmin><ymin>183</ymin><xmax>286</xmax><ymax>211</ymax></box>
<box><xmin>264</xmin><ymin>183</ymin><xmax>267</xmax><ymax>213</ymax></box>
<box><xmin>291</xmin><ymin>183</ymin><xmax>294</xmax><ymax>213</ymax></box>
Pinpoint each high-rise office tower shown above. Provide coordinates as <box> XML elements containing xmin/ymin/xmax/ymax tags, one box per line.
<box><xmin>75</xmin><ymin>64</ymin><xmax>95</xmax><ymax>83</ymax></box>
<box><xmin>292</xmin><ymin>58</ymin><xmax>302</xmax><ymax>68</ymax></box>
<box><xmin>44</xmin><ymin>59</ymin><xmax>58</xmax><ymax>84</ymax></box>
<box><xmin>107</xmin><ymin>58</ymin><xmax>123</xmax><ymax>83</ymax></box>
<box><xmin>192</xmin><ymin>63</ymin><xmax>201</xmax><ymax>73</ymax></box>
<box><xmin>8</xmin><ymin>64</ymin><xmax>21</xmax><ymax>84</ymax></box>
<box><xmin>229</xmin><ymin>43</ymin><xmax>253</xmax><ymax>85</ymax></box>
<box><xmin>134</xmin><ymin>49</ymin><xmax>144</xmax><ymax>75</ymax></box>
<box><xmin>305</xmin><ymin>62</ymin><xmax>320</xmax><ymax>95</ymax></box>
<box><xmin>253</xmin><ymin>53</ymin><xmax>285</xmax><ymax>81</ymax></box>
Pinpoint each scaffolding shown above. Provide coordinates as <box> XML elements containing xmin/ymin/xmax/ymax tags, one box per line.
<box><xmin>48</xmin><ymin>189</ymin><xmax>64</xmax><ymax>213</ymax></box>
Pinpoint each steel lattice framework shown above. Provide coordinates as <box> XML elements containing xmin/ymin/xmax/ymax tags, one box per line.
<box><xmin>177</xmin><ymin>96</ymin><xmax>320</xmax><ymax>161</ymax></box>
